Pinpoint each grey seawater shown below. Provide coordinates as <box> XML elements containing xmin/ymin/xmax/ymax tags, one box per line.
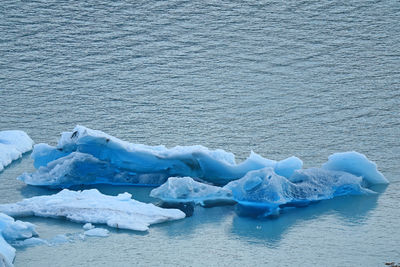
<box><xmin>0</xmin><ymin>0</ymin><xmax>399</xmax><ymax>266</ymax></box>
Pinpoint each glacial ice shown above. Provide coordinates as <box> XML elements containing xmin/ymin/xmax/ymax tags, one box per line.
<box><xmin>225</xmin><ymin>167</ymin><xmax>373</xmax><ymax>217</ymax></box>
<box><xmin>0</xmin><ymin>189</ymin><xmax>185</xmax><ymax>232</ymax></box>
<box><xmin>322</xmin><ymin>151</ymin><xmax>389</xmax><ymax>185</ymax></box>
<box><xmin>0</xmin><ymin>213</ymin><xmax>37</xmax><ymax>267</ymax></box>
<box><xmin>0</xmin><ymin>130</ymin><xmax>34</xmax><ymax>172</ymax></box>
<box><xmin>150</xmin><ymin>151</ymin><xmax>387</xmax><ymax>216</ymax></box>
<box><xmin>150</xmin><ymin>177</ymin><xmax>236</xmax><ymax>207</ymax></box>
<box><xmin>19</xmin><ymin>125</ymin><xmax>302</xmax><ymax>187</ymax></box>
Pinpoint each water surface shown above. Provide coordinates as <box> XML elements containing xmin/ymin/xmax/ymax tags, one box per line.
<box><xmin>0</xmin><ymin>0</ymin><xmax>399</xmax><ymax>266</ymax></box>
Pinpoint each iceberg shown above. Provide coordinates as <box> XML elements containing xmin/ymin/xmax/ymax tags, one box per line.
<box><xmin>148</xmin><ymin>152</ymin><xmax>387</xmax><ymax>217</ymax></box>
<box><xmin>0</xmin><ymin>189</ymin><xmax>185</xmax><ymax>232</ymax></box>
<box><xmin>225</xmin><ymin>167</ymin><xmax>373</xmax><ymax>217</ymax></box>
<box><xmin>0</xmin><ymin>213</ymin><xmax>37</xmax><ymax>267</ymax></box>
<box><xmin>150</xmin><ymin>177</ymin><xmax>236</xmax><ymax>207</ymax></box>
<box><xmin>19</xmin><ymin>125</ymin><xmax>302</xmax><ymax>187</ymax></box>
<box><xmin>0</xmin><ymin>130</ymin><xmax>34</xmax><ymax>172</ymax></box>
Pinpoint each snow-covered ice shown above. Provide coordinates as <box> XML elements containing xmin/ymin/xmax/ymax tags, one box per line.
<box><xmin>19</xmin><ymin>125</ymin><xmax>302</xmax><ymax>187</ymax></box>
<box><xmin>0</xmin><ymin>189</ymin><xmax>185</xmax><ymax>232</ymax></box>
<box><xmin>0</xmin><ymin>130</ymin><xmax>34</xmax><ymax>172</ymax></box>
<box><xmin>150</xmin><ymin>177</ymin><xmax>236</xmax><ymax>207</ymax></box>
<box><xmin>0</xmin><ymin>213</ymin><xmax>37</xmax><ymax>267</ymax></box>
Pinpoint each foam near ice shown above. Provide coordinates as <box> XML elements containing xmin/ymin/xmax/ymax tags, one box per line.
<box><xmin>0</xmin><ymin>130</ymin><xmax>34</xmax><ymax>172</ymax></box>
<box><xmin>0</xmin><ymin>213</ymin><xmax>37</xmax><ymax>267</ymax></box>
<box><xmin>19</xmin><ymin>125</ymin><xmax>302</xmax><ymax>187</ymax></box>
<box><xmin>150</xmin><ymin>177</ymin><xmax>235</xmax><ymax>206</ymax></box>
<box><xmin>0</xmin><ymin>189</ymin><xmax>185</xmax><ymax>232</ymax></box>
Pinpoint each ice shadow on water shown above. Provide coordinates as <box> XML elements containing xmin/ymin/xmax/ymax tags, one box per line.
<box><xmin>230</xmin><ymin>185</ymin><xmax>387</xmax><ymax>248</ymax></box>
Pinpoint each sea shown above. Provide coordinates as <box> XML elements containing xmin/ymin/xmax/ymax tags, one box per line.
<box><xmin>0</xmin><ymin>0</ymin><xmax>399</xmax><ymax>266</ymax></box>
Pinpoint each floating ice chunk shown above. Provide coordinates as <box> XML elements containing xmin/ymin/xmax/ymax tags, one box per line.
<box><xmin>0</xmin><ymin>235</ymin><xmax>13</xmax><ymax>267</ymax></box>
<box><xmin>0</xmin><ymin>213</ymin><xmax>37</xmax><ymax>242</ymax></box>
<box><xmin>0</xmin><ymin>130</ymin><xmax>34</xmax><ymax>172</ymax></box>
<box><xmin>11</xmin><ymin>237</ymin><xmax>48</xmax><ymax>248</ymax></box>
<box><xmin>83</xmin><ymin>223</ymin><xmax>95</xmax><ymax>230</ymax></box>
<box><xmin>49</xmin><ymin>234</ymin><xmax>69</xmax><ymax>245</ymax></box>
<box><xmin>0</xmin><ymin>189</ymin><xmax>185</xmax><ymax>232</ymax></box>
<box><xmin>84</xmin><ymin>228</ymin><xmax>109</xmax><ymax>237</ymax></box>
<box><xmin>21</xmin><ymin>126</ymin><xmax>302</xmax><ymax>187</ymax></box>
<box><xmin>322</xmin><ymin>151</ymin><xmax>388</xmax><ymax>185</ymax></box>
<box><xmin>150</xmin><ymin>177</ymin><xmax>236</xmax><ymax>207</ymax></box>
<box><xmin>0</xmin><ymin>213</ymin><xmax>37</xmax><ymax>266</ymax></box>
<box><xmin>225</xmin><ymin>167</ymin><xmax>371</xmax><ymax>217</ymax></box>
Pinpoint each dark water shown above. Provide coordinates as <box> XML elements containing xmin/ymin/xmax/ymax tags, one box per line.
<box><xmin>1</xmin><ymin>0</ymin><xmax>399</xmax><ymax>266</ymax></box>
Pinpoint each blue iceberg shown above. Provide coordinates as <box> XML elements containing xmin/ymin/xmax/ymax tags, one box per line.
<box><xmin>150</xmin><ymin>177</ymin><xmax>236</xmax><ymax>207</ymax></box>
<box><xmin>0</xmin><ymin>213</ymin><xmax>38</xmax><ymax>266</ymax></box>
<box><xmin>19</xmin><ymin>126</ymin><xmax>302</xmax><ymax>187</ymax></box>
<box><xmin>150</xmin><ymin>152</ymin><xmax>387</xmax><ymax>217</ymax></box>
<box><xmin>0</xmin><ymin>131</ymin><xmax>34</xmax><ymax>172</ymax></box>
<box><xmin>225</xmin><ymin>167</ymin><xmax>375</xmax><ymax>217</ymax></box>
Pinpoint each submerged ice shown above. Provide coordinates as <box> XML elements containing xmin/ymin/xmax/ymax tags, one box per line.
<box><xmin>0</xmin><ymin>189</ymin><xmax>185</xmax><ymax>232</ymax></box>
<box><xmin>0</xmin><ymin>131</ymin><xmax>34</xmax><ymax>172</ymax></box>
<box><xmin>19</xmin><ymin>125</ymin><xmax>302</xmax><ymax>187</ymax></box>
<box><xmin>0</xmin><ymin>213</ymin><xmax>37</xmax><ymax>267</ymax></box>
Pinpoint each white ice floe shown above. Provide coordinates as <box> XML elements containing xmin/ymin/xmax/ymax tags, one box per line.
<box><xmin>0</xmin><ymin>189</ymin><xmax>185</xmax><ymax>232</ymax></box>
<box><xmin>0</xmin><ymin>130</ymin><xmax>34</xmax><ymax>172</ymax></box>
<box><xmin>19</xmin><ymin>125</ymin><xmax>302</xmax><ymax>187</ymax></box>
<box><xmin>0</xmin><ymin>213</ymin><xmax>37</xmax><ymax>267</ymax></box>
<box><xmin>150</xmin><ymin>177</ymin><xmax>235</xmax><ymax>207</ymax></box>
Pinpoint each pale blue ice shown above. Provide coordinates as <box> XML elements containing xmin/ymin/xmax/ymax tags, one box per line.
<box><xmin>20</xmin><ymin>126</ymin><xmax>302</xmax><ymax>187</ymax></box>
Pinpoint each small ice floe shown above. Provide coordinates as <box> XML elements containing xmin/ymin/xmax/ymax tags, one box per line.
<box><xmin>0</xmin><ymin>213</ymin><xmax>38</xmax><ymax>267</ymax></box>
<box><xmin>0</xmin><ymin>189</ymin><xmax>185</xmax><ymax>232</ymax></box>
<box><xmin>82</xmin><ymin>223</ymin><xmax>95</xmax><ymax>230</ymax></box>
<box><xmin>0</xmin><ymin>130</ymin><xmax>34</xmax><ymax>172</ymax></box>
